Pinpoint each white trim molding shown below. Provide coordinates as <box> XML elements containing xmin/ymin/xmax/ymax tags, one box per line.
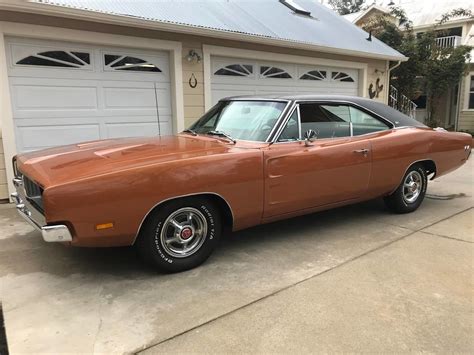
<box><xmin>203</xmin><ymin>44</ymin><xmax>369</xmax><ymax>110</ymax></box>
<box><xmin>0</xmin><ymin>21</ymin><xmax>184</xmax><ymax>198</ymax></box>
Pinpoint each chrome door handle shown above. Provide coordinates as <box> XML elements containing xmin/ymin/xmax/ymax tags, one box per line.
<box><xmin>353</xmin><ymin>148</ymin><xmax>369</xmax><ymax>155</ymax></box>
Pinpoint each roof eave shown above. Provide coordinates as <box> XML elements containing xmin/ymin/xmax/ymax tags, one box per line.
<box><xmin>411</xmin><ymin>16</ymin><xmax>474</xmax><ymax>31</ymax></box>
<box><xmin>0</xmin><ymin>1</ymin><xmax>407</xmax><ymax>62</ymax></box>
<box><xmin>351</xmin><ymin>5</ymin><xmax>391</xmax><ymax>24</ymax></box>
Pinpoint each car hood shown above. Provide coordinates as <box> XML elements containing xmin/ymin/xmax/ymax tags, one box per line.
<box><xmin>16</xmin><ymin>135</ymin><xmax>234</xmax><ymax>187</ymax></box>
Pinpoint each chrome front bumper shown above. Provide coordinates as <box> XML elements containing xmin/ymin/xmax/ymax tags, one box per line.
<box><xmin>11</xmin><ymin>179</ymin><xmax>72</xmax><ymax>243</ymax></box>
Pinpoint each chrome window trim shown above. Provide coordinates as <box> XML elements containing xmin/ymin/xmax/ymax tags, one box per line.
<box><xmin>297</xmin><ymin>104</ymin><xmax>302</xmax><ymax>139</ymax></box>
<box><xmin>273</xmin><ymin>105</ymin><xmax>301</xmax><ymax>144</ymax></box>
<box><xmin>269</xmin><ymin>101</ymin><xmax>297</xmax><ymax>143</ymax></box>
<box><xmin>272</xmin><ymin>99</ymin><xmax>394</xmax><ymax>143</ymax></box>
<box><xmin>265</xmin><ymin>100</ymin><xmax>293</xmax><ymax>143</ymax></box>
<box><xmin>294</xmin><ymin>99</ymin><xmax>394</xmax><ymax>129</ymax></box>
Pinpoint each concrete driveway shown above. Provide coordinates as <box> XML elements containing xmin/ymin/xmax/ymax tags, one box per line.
<box><xmin>0</xmin><ymin>158</ymin><xmax>472</xmax><ymax>354</ymax></box>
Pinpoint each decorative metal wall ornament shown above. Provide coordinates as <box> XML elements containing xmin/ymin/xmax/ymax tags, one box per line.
<box><xmin>189</xmin><ymin>73</ymin><xmax>198</xmax><ymax>88</ymax></box>
<box><xmin>368</xmin><ymin>77</ymin><xmax>384</xmax><ymax>99</ymax></box>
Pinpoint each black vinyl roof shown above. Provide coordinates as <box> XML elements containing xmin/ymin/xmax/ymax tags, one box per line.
<box><xmin>223</xmin><ymin>94</ymin><xmax>426</xmax><ymax>128</ymax></box>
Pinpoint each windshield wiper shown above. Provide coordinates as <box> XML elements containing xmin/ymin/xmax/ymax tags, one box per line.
<box><xmin>182</xmin><ymin>129</ymin><xmax>197</xmax><ymax>136</ymax></box>
<box><xmin>207</xmin><ymin>130</ymin><xmax>236</xmax><ymax>144</ymax></box>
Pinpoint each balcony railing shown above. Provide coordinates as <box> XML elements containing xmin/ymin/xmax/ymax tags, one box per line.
<box><xmin>435</xmin><ymin>35</ymin><xmax>462</xmax><ymax>48</ymax></box>
<box><xmin>389</xmin><ymin>85</ymin><xmax>417</xmax><ymax>119</ymax></box>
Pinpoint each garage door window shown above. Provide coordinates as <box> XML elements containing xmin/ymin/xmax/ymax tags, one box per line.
<box><xmin>104</xmin><ymin>54</ymin><xmax>162</xmax><ymax>72</ymax></box>
<box><xmin>16</xmin><ymin>50</ymin><xmax>91</xmax><ymax>68</ymax></box>
<box><xmin>260</xmin><ymin>66</ymin><xmax>292</xmax><ymax>79</ymax></box>
<box><xmin>215</xmin><ymin>64</ymin><xmax>253</xmax><ymax>76</ymax></box>
<box><xmin>331</xmin><ymin>72</ymin><xmax>355</xmax><ymax>82</ymax></box>
<box><xmin>300</xmin><ymin>70</ymin><xmax>327</xmax><ymax>81</ymax></box>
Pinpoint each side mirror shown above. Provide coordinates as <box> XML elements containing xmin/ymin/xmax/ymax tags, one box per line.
<box><xmin>304</xmin><ymin>129</ymin><xmax>317</xmax><ymax>146</ymax></box>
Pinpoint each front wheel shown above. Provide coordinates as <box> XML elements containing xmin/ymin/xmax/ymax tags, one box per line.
<box><xmin>384</xmin><ymin>164</ymin><xmax>428</xmax><ymax>214</ymax></box>
<box><xmin>136</xmin><ymin>197</ymin><xmax>221</xmax><ymax>273</ymax></box>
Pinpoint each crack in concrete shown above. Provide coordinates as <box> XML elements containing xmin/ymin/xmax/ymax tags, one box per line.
<box><xmin>419</xmin><ymin>230</ymin><xmax>473</xmax><ymax>244</ymax></box>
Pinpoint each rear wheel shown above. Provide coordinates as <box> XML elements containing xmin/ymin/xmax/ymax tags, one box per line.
<box><xmin>384</xmin><ymin>164</ymin><xmax>428</xmax><ymax>214</ymax></box>
<box><xmin>136</xmin><ymin>197</ymin><xmax>221</xmax><ymax>273</ymax></box>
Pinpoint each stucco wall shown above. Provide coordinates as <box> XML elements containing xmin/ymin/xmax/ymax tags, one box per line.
<box><xmin>182</xmin><ymin>42</ymin><xmax>204</xmax><ymax>128</ymax></box>
<box><xmin>366</xmin><ymin>61</ymin><xmax>388</xmax><ymax>104</ymax></box>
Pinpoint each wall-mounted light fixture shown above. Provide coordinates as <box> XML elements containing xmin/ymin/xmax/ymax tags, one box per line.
<box><xmin>186</xmin><ymin>49</ymin><xmax>202</xmax><ymax>63</ymax></box>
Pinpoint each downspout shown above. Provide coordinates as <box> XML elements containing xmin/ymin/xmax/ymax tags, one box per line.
<box><xmin>388</xmin><ymin>60</ymin><xmax>402</xmax><ymax>76</ymax></box>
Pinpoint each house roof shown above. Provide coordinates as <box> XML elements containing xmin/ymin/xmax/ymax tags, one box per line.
<box><xmin>27</xmin><ymin>0</ymin><xmax>406</xmax><ymax>61</ymax></box>
<box><xmin>393</xmin><ymin>0</ymin><xmax>473</xmax><ymax>28</ymax></box>
<box><xmin>343</xmin><ymin>1</ymin><xmax>474</xmax><ymax>29</ymax></box>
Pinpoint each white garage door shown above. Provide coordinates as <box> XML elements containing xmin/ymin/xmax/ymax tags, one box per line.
<box><xmin>211</xmin><ymin>56</ymin><xmax>359</xmax><ymax>105</ymax></box>
<box><xmin>6</xmin><ymin>37</ymin><xmax>173</xmax><ymax>152</ymax></box>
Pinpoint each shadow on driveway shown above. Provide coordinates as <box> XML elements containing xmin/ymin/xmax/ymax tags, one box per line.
<box><xmin>0</xmin><ymin>198</ymin><xmax>386</xmax><ymax>279</ymax></box>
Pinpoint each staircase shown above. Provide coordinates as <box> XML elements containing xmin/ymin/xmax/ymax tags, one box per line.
<box><xmin>388</xmin><ymin>85</ymin><xmax>417</xmax><ymax>119</ymax></box>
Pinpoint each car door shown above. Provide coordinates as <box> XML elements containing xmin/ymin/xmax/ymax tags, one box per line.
<box><xmin>263</xmin><ymin>102</ymin><xmax>377</xmax><ymax>218</ymax></box>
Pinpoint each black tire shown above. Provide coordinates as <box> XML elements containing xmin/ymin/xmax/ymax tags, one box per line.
<box><xmin>136</xmin><ymin>197</ymin><xmax>221</xmax><ymax>273</ymax></box>
<box><xmin>384</xmin><ymin>163</ymin><xmax>428</xmax><ymax>214</ymax></box>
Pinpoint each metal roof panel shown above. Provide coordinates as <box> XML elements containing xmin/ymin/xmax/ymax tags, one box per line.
<box><xmin>33</xmin><ymin>0</ymin><xmax>405</xmax><ymax>60</ymax></box>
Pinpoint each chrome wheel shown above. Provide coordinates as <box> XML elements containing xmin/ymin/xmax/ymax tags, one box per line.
<box><xmin>160</xmin><ymin>207</ymin><xmax>208</xmax><ymax>258</ymax></box>
<box><xmin>403</xmin><ymin>170</ymin><xmax>423</xmax><ymax>204</ymax></box>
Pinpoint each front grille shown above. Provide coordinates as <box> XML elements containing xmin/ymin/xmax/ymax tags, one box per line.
<box><xmin>20</xmin><ymin>174</ymin><xmax>44</xmax><ymax>212</ymax></box>
<box><xmin>23</xmin><ymin>175</ymin><xmax>43</xmax><ymax>198</ymax></box>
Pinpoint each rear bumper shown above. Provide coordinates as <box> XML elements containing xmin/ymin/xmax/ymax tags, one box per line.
<box><xmin>11</xmin><ymin>183</ymin><xmax>72</xmax><ymax>243</ymax></box>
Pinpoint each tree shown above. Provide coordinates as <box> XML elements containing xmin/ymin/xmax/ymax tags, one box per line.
<box><xmin>363</xmin><ymin>7</ymin><xmax>472</xmax><ymax>127</ymax></box>
<box><xmin>328</xmin><ymin>0</ymin><xmax>365</xmax><ymax>15</ymax></box>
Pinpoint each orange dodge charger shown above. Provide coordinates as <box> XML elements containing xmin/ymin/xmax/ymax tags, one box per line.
<box><xmin>12</xmin><ymin>95</ymin><xmax>472</xmax><ymax>272</ymax></box>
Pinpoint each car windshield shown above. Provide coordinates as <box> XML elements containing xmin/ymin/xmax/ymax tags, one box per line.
<box><xmin>189</xmin><ymin>100</ymin><xmax>287</xmax><ymax>142</ymax></box>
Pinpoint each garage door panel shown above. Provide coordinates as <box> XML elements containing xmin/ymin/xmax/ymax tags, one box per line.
<box><xmin>158</xmin><ymin>119</ymin><xmax>173</xmax><ymax>136</ymax></box>
<box><xmin>154</xmin><ymin>87</ymin><xmax>173</xmax><ymax>116</ymax></box>
<box><xmin>14</xmin><ymin>117</ymin><xmax>101</xmax><ymax>126</ymax></box>
<box><xmin>103</xmin><ymin>87</ymin><xmax>156</xmax><ymax>109</ymax></box>
<box><xmin>106</xmin><ymin>122</ymin><xmax>159</xmax><ymax>138</ymax></box>
<box><xmin>6</xmin><ymin>37</ymin><xmax>173</xmax><ymax>153</ymax></box>
<box><xmin>16</xmin><ymin>124</ymin><xmax>100</xmax><ymax>151</ymax></box>
<box><xmin>12</xmin><ymin>85</ymin><xmax>98</xmax><ymax>111</ymax></box>
<box><xmin>102</xmin><ymin>115</ymin><xmax>161</xmax><ymax>124</ymax></box>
